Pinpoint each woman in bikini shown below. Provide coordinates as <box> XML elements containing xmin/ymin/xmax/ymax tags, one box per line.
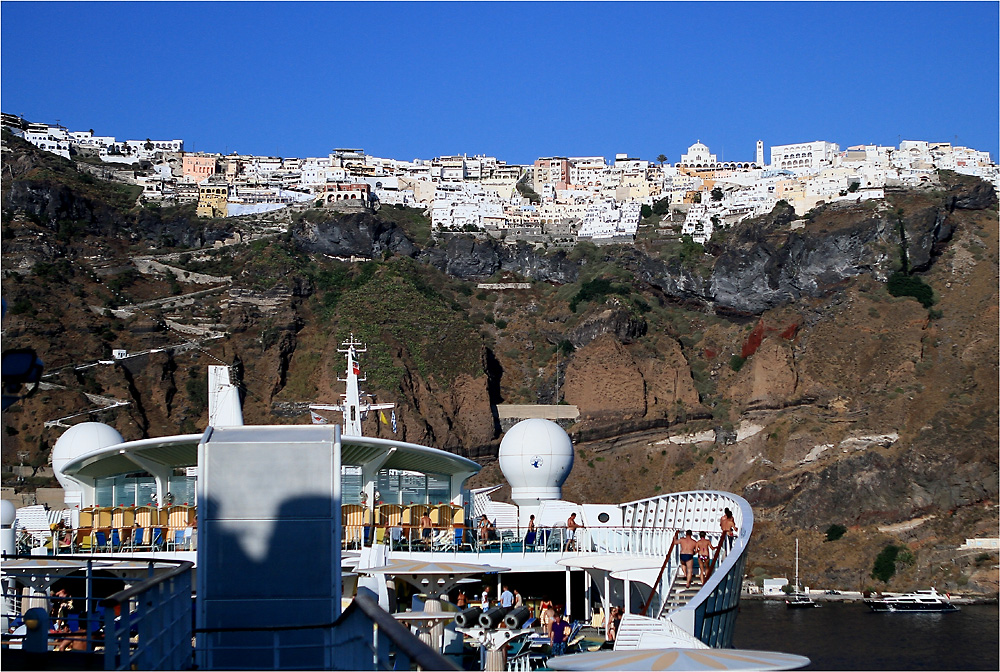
<box><xmin>696</xmin><ymin>531</ymin><xmax>715</xmax><ymax>584</ymax></box>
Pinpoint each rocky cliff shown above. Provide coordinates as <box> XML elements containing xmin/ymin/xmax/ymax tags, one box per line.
<box><xmin>2</xmin><ymin>133</ymin><xmax>997</xmax><ymax>594</ymax></box>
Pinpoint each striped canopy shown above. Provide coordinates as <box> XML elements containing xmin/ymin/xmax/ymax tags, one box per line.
<box><xmin>547</xmin><ymin>648</ymin><xmax>810</xmax><ymax>671</ymax></box>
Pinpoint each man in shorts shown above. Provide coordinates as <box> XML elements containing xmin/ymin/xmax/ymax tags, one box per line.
<box><xmin>564</xmin><ymin>513</ymin><xmax>584</xmax><ymax>552</ymax></box>
<box><xmin>677</xmin><ymin>530</ymin><xmax>698</xmax><ymax>589</ymax></box>
<box><xmin>550</xmin><ymin>608</ymin><xmax>570</xmax><ymax>656</ymax></box>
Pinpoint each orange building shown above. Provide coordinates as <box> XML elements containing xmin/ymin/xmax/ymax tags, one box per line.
<box><xmin>183</xmin><ymin>153</ymin><xmax>219</xmax><ymax>182</ymax></box>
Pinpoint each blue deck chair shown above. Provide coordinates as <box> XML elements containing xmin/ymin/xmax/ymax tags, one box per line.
<box><xmin>150</xmin><ymin>527</ymin><xmax>164</xmax><ymax>550</ymax></box>
<box><xmin>166</xmin><ymin>529</ymin><xmax>185</xmax><ymax>551</ymax></box>
<box><xmin>130</xmin><ymin>526</ymin><xmax>144</xmax><ymax>550</ymax></box>
<box><xmin>94</xmin><ymin>530</ymin><xmax>107</xmax><ymax>553</ymax></box>
<box><xmin>110</xmin><ymin>528</ymin><xmax>121</xmax><ymax>551</ymax></box>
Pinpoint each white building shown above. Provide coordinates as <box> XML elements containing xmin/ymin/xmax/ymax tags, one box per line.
<box><xmin>577</xmin><ymin>200</ymin><xmax>641</xmax><ymax>239</ymax></box>
<box><xmin>22</xmin><ymin>123</ymin><xmax>70</xmax><ymax>159</ymax></box>
<box><xmin>568</xmin><ymin>156</ymin><xmax>608</xmax><ymax>187</ymax></box>
<box><xmin>430</xmin><ymin>181</ymin><xmax>507</xmax><ymax>230</ymax></box>
<box><xmin>124</xmin><ymin>139</ymin><xmax>184</xmax><ymax>159</ymax></box>
<box><xmin>681</xmin><ymin>203</ymin><xmax>717</xmax><ymax>243</ymax></box>
<box><xmin>679</xmin><ymin>141</ymin><xmax>718</xmax><ymax>167</ymax></box>
<box><xmin>770</xmin><ymin>141</ymin><xmax>840</xmax><ymax>171</ymax></box>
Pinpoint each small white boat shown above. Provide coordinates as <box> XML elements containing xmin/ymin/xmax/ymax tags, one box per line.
<box><xmin>864</xmin><ymin>587</ymin><xmax>959</xmax><ymax>613</ymax></box>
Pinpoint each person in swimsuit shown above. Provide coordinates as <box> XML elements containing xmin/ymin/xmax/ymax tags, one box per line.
<box><xmin>478</xmin><ymin>514</ymin><xmax>493</xmax><ymax>546</ymax></box>
<box><xmin>525</xmin><ymin>514</ymin><xmax>537</xmax><ymax>547</ymax></box>
<box><xmin>677</xmin><ymin>530</ymin><xmax>698</xmax><ymax>589</ymax></box>
<box><xmin>696</xmin><ymin>531</ymin><xmax>715</xmax><ymax>584</ymax></box>
<box><xmin>564</xmin><ymin>513</ymin><xmax>584</xmax><ymax>552</ymax></box>
<box><xmin>720</xmin><ymin>508</ymin><xmax>738</xmax><ymax>549</ymax></box>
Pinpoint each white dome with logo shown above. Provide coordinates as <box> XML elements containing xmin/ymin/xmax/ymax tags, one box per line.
<box><xmin>498</xmin><ymin>419</ymin><xmax>574</xmax><ymax>506</ymax></box>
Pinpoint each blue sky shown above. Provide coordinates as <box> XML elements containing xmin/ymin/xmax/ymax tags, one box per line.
<box><xmin>2</xmin><ymin>2</ymin><xmax>998</xmax><ymax>164</ymax></box>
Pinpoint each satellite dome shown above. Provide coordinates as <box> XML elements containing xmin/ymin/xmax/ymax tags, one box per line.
<box><xmin>1</xmin><ymin>498</ymin><xmax>15</xmax><ymax>526</ymax></box>
<box><xmin>52</xmin><ymin>422</ymin><xmax>124</xmax><ymax>494</ymax></box>
<box><xmin>499</xmin><ymin>419</ymin><xmax>574</xmax><ymax>506</ymax></box>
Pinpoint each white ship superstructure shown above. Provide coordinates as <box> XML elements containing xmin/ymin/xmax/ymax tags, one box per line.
<box><xmin>4</xmin><ymin>341</ymin><xmax>758</xmax><ymax>667</ymax></box>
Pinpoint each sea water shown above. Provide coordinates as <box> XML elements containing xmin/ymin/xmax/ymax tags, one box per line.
<box><xmin>732</xmin><ymin>600</ymin><xmax>999</xmax><ymax>670</ymax></box>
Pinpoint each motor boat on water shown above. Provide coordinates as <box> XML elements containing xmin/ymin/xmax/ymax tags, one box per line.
<box><xmin>784</xmin><ymin>593</ymin><xmax>817</xmax><ymax>609</ymax></box>
<box><xmin>864</xmin><ymin>587</ymin><xmax>959</xmax><ymax>613</ymax></box>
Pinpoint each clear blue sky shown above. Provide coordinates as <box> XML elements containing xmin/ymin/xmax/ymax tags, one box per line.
<box><xmin>2</xmin><ymin>2</ymin><xmax>997</xmax><ymax>164</ymax></box>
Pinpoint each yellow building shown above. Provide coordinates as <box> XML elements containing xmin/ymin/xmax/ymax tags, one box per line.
<box><xmin>197</xmin><ymin>183</ymin><xmax>229</xmax><ymax>218</ymax></box>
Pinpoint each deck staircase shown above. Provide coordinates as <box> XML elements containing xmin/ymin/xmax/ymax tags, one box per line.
<box><xmin>663</xmin><ymin>583</ymin><xmax>701</xmax><ymax>612</ymax></box>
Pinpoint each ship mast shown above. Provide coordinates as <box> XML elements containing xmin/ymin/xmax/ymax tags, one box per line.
<box><xmin>309</xmin><ymin>333</ymin><xmax>394</xmax><ymax>436</ymax></box>
<box><xmin>794</xmin><ymin>538</ymin><xmax>800</xmax><ymax>592</ymax></box>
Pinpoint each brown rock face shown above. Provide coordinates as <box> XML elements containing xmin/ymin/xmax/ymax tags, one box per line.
<box><xmin>563</xmin><ymin>335</ymin><xmax>646</xmax><ymax>420</ymax></box>
<box><xmin>562</xmin><ymin>334</ymin><xmax>699</xmax><ymax>424</ymax></box>
<box><xmin>728</xmin><ymin>339</ymin><xmax>798</xmax><ymax>409</ymax></box>
<box><xmin>636</xmin><ymin>339</ymin><xmax>700</xmax><ymax>418</ymax></box>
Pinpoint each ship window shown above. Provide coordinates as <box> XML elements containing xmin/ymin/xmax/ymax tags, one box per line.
<box><xmin>597</xmin><ymin>512</ymin><xmax>610</xmax><ymax>523</ymax></box>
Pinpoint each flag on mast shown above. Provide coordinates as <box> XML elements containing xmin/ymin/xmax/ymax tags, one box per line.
<box><xmin>311</xmin><ymin>410</ymin><xmax>328</xmax><ymax>425</ymax></box>
<box><xmin>379</xmin><ymin>411</ymin><xmax>388</xmax><ymax>425</ymax></box>
<box><xmin>391</xmin><ymin>410</ymin><xmax>397</xmax><ymax>433</ymax></box>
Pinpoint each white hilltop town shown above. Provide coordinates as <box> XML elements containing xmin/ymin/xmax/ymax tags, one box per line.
<box><xmin>4</xmin><ymin>113</ymin><xmax>997</xmax><ymax>246</ymax></box>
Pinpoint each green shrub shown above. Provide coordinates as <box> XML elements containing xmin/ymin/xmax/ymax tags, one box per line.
<box><xmin>729</xmin><ymin>355</ymin><xmax>745</xmax><ymax>371</ymax></box>
<box><xmin>825</xmin><ymin>524</ymin><xmax>847</xmax><ymax>542</ymax></box>
<box><xmin>652</xmin><ymin>197</ymin><xmax>670</xmax><ymax>216</ymax></box>
<box><xmin>186</xmin><ymin>376</ymin><xmax>208</xmax><ymax>413</ymax></box>
<box><xmin>887</xmin><ymin>272</ymin><xmax>934</xmax><ymax>308</ymax></box>
<box><xmin>569</xmin><ymin>277</ymin><xmax>630</xmax><ymax>312</ymax></box>
<box><xmin>677</xmin><ymin>235</ymin><xmax>705</xmax><ymax>266</ymax></box>
<box><xmin>871</xmin><ymin>544</ymin><xmax>900</xmax><ymax>583</ymax></box>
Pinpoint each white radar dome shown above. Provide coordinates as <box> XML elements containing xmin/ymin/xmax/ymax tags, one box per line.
<box><xmin>52</xmin><ymin>422</ymin><xmax>124</xmax><ymax>490</ymax></box>
<box><xmin>1</xmin><ymin>499</ymin><xmax>15</xmax><ymax>526</ymax></box>
<box><xmin>499</xmin><ymin>419</ymin><xmax>574</xmax><ymax>506</ymax></box>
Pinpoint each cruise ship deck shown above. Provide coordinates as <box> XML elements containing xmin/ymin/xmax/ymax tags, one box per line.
<box><xmin>3</xmin><ymin>350</ymin><xmax>757</xmax><ymax>669</ymax></box>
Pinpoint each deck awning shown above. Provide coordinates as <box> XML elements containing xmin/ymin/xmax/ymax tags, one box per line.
<box><xmin>59</xmin><ymin>427</ymin><xmax>480</xmax><ymax>481</ymax></box>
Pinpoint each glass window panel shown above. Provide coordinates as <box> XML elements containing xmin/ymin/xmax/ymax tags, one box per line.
<box><xmin>116</xmin><ymin>476</ymin><xmax>137</xmax><ymax>507</ymax></box>
<box><xmin>168</xmin><ymin>476</ymin><xmax>197</xmax><ymax>506</ymax></box>
<box><xmin>136</xmin><ymin>479</ymin><xmax>157</xmax><ymax>507</ymax></box>
<box><xmin>96</xmin><ymin>480</ymin><xmax>113</xmax><ymax>507</ymax></box>
<box><xmin>341</xmin><ymin>467</ymin><xmax>363</xmax><ymax>505</ymax></box>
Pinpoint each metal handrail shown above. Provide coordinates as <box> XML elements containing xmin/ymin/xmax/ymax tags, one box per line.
<box><xmin>192</xmin><ymin>592</ymin><xmax>457</xmax><ymax>671</ymax></box>
<box><xmin>100</xmin><ymin>560</ymin><xmax>194</xmax><ymax>609</ymax></box>
<box><xmin>1</xmin><ymin>555</ymin><xmax>194</xmax><ymax>670</ymax></box>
